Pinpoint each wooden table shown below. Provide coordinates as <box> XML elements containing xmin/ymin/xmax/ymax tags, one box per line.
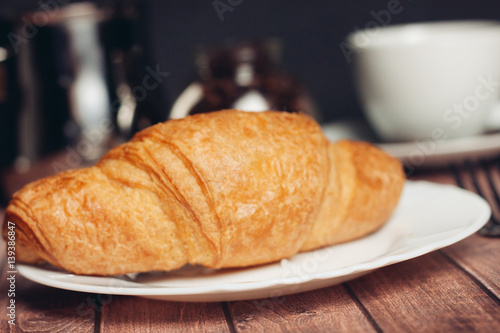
<box><xmin>1</xmin><ymin>167</ymin><xmax>499</xmax><ymax>332</ymax></box>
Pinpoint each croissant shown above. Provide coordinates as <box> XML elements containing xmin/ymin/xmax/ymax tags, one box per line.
<box><xmin>3</xmin><ymin>110</ymin><xmax>404</xmax><ymax>275</ymax></box>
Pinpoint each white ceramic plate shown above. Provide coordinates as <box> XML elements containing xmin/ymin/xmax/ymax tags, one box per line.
<box><xmin>322</xmin><ymin>121</ymin><xmax>500</xmax><ymax>167</ymax></box>
<box><xmin>17</xmin><ymin>181</ymin><xmax>490</xmax><ymax>302</ymax></box>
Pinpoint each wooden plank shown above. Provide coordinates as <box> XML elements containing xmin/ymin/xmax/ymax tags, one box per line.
<box><xmin>442</xmin><ymin>234</ymin><xmax>500</xmax><ymax>298</ymax></box>
<box><xmin>408</xmin><ymin>169</ymin><xmax>456</xmax><ymax>185</ymax></box>
<box><xmin>1</xmin><ymin>209</ymin><xmax>96</xmax><ymax>332</ymax></box>
<box><xmin>4</xmin><ymin>285</ymin><xmax>96</xmax><ymax>333</ymax></box>
<box><xmin>227</xmin><ymin>284</ymin><xmax>376</xmax><ymax>332</ymax></box>
<box><xmin>101</xmin><ymin>296</ymin><xmax>231</xmax><ymax>332</ymax></box>
<box><xmin>347</xmin><ymin>251</ymin><xmax>500</xmax><ymax>332</ymax></box>
<box><xmin>451</xmin><ymin>159</ymin><xmax>500</xmax><ymax>219</ymax></box>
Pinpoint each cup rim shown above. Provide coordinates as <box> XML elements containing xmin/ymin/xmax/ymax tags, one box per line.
<box><xmin>346</xmin><ymin>20</ymin><xmax>500</xmax><ymax>50</ymax></box>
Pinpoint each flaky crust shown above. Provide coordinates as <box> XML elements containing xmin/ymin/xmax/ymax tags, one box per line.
<box><xmin>3</xmin><ymin>110</ymin><xmax>404</xmax><ymax>275</ymax></box>
<box><xmin>300</xmin><ymin>140</ymin><xmax>404</xmax><ymax>251</ymax></box>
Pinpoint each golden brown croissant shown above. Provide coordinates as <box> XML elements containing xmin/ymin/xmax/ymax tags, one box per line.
<box><xmin>3</xmin><ymin>110</ymin><xmax>404</xmax><ymax>275</ymax></box>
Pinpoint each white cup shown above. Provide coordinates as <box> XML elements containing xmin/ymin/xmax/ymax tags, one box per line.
<box><xmin>346</xmin><ymin>20</ymin><xmax>500</xmax><ymax>142</ymax></box>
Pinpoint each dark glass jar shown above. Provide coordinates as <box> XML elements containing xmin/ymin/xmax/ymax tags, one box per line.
<box><xmin>170</xmin><ymin>40</ymin><xmax>318</xmax><ymax>120</ymax></box>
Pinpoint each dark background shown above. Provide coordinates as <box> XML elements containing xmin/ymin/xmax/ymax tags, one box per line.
<box><xmin>2</xmin><ymin>0</ymin><xmax>500</xmax><ymax>123</ymax></box>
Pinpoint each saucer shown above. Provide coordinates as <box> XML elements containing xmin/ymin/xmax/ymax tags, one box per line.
<box><xmin>322</xmin><ymin>120</ymin><xmax>500</xmax><ymax>168</ymax></box>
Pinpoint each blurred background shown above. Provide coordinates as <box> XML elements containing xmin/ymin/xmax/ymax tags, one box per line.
<box><xmin>1</xmin><ymin>0</ymin><xmax>500</xmax><ymax>203</ymax></box>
